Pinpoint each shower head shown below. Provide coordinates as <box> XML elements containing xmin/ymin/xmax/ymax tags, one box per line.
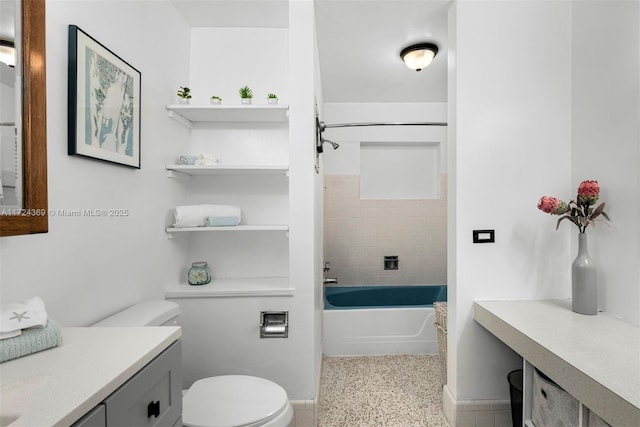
<box><xmin>323</xmin><ymin>138</ymin><xmax>340</xmax><ymax>150</ymax></box>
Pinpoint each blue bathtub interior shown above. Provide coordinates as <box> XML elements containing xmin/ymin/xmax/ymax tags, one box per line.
<box><xmin>324</xmin><ymin>285</ymin><xmax>447</xmax><ymax>310</ymax></box>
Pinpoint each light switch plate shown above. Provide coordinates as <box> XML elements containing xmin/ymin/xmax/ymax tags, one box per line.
<box><xmin>473</xmin><ymin>229</ymin><xmax>495</xmax><ymax>243</ymax></box>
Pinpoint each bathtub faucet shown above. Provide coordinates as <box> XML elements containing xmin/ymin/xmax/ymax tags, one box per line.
<box><xmin>323</xmin><ymin>277</ymin><xmax>338</xmax><ymax>285</ymax></box>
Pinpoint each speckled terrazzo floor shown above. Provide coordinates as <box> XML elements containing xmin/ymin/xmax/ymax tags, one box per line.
<box><xmin>318</xmin><ymin>355</ymin><xmax>450</xmax><ymax>427</ymax></box>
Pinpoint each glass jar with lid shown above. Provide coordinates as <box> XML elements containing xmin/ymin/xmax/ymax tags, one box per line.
<box><xmin>188</xmin><ymin>261</ymin><xmax>211</xmax><ymax>285</ymax></box>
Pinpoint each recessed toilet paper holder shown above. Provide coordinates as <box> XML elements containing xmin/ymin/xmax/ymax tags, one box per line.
<box><xmin>260</xmin><ymin>311</ymin><xmax>289</xmax><ymax>338</ymax></box>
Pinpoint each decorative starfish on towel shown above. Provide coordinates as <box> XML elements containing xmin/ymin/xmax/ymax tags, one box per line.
<box><xmin>9</xmin><ymin>311</ymin><xmax>29</xmax><ymax>322</ymax></box>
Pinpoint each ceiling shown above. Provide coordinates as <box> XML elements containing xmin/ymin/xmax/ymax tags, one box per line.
<box><xmin>171</xmin><ymin>0</ymin><xmax>289</xmax><ymax>28</ymax></box>
<box><xmin>315</xmin><ymin>0</ymin><xmax>449</xmax><ymax>103</ymax></box>
<box><xmin>173</xmin><ymin>0</ymin><xmax>450</xmax><ymax>103</ymax></box>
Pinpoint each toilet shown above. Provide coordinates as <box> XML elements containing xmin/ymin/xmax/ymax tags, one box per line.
<box><xmin>92</xmin><ymin>300</ymin><xmax>293</xmax><ymax>427</ymax></box>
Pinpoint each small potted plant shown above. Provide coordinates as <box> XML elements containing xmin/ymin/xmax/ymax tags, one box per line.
<box><xmin>267</xmin><ymin>93</ymin><xmax>278</xmax><ymax>105</ymax></box>
<box><xmin>177</xmin><ymin>86</ymin><xmax>192</xmax><ymax>104</ymax></box>
<box><xmin>239</xmin><ymin>85</ymin><xmax>253</xmax><ymax>105</ymax></box>
<box><xmin>210</xmin><ymin>95</ymin><xmax>222</xmax><ymax>105</ymax></box>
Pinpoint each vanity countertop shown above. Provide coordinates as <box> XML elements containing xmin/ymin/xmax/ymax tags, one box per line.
<box><xmin>0</xmin><ymin>326</ymin><xmax>181</xmax><ymax>426</ymax></box>
<box><xmin>474</xmin><ymin>299</ymin><xmax>640</xmax><ymax>427</ymax></box>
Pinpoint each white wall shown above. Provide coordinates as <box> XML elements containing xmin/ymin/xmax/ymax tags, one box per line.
<box><xmin>449</xmin><ymin>0</ymin><xmax>573</xmax><ymax>401</ymax></box>
<box><xmin>0</xmin><ymin>1</ymin><xmax>190</xmax><ymax>325</ymax></box>
<box><xmin>289</xmin><ymin>0</ymin><xmax>322</xmax><ymax>400</ymax></box>
<box><xmin>571</xmin><ymin>0</ymin><xmax>640</xmax><ymax>325</ymax></box>
<box><xmin>449</xmin><ymin>0</ymin><xmax>640</xmax><ymax>408</ymax></box>
<box><xmin>313</xmin><ymin>5</ymin><xmax>325</xmax><ymax>404</ymax></box>
<box><xmin>189</xmin><ymin>27</ymin><xmax>289</xmax><ymax>107</ymax></box>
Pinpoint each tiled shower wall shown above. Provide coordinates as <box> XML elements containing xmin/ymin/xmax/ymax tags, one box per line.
<box><xmin>323</xmin><ymin>174</ymin><xmax>447</xmax><ymax>286</ymax></box>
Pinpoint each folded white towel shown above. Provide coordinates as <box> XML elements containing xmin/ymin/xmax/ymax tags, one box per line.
<box><xmin>194</xmin><ymin>153</ymin><xmax>220</xmax><ymax>166</ymax></box>
<box><xmin>0</xmin><ymin>296</ymin><xmax>48</xmax><ymax>335</ymax></box>
<box><xmin>0</xmin><ymin>330</ymin><xmax>21</xmax><ymax>340</ymax></box>
<box><xmin>174</xmin><ymin>204</ymin><xmax>241</xmax><ymax>228</ymax></box>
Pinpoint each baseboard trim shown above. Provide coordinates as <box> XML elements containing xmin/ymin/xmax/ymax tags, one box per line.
<box><xmin>443</xmin><ymin>385</ymin><xmax>512</xmax><ymax>427</ymax></box>
<box><xmin>290</xmin><ymin>350</ymin><xmax>323</xmax><ymax>427</ymax></box>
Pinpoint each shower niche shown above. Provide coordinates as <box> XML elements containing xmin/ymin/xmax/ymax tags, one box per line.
<box><xmin>164</xmin><ymin>104</ymin><xmax>292</xmax><ymax>298</ymax></box>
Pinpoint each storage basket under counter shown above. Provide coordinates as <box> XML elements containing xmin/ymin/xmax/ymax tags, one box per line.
<box><xmin>434</xmin><ymin>301</ymin><xmax>447</xmax><ymax>386</ymax></box>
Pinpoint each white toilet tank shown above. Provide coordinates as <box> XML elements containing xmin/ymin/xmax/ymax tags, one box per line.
<box><xmin>92</xmin><ymin>300</ymin><xmax>181</xmax><ymax>327</ymax></box>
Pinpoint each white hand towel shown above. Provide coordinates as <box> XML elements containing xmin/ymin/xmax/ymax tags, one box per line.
<box><xmin>174</xmin><ymin>204</ymin><xmax>241</xmax><ymax>228</ymax></box>
<box><xmin>0</xmin><ymin>296</ymin><xmax>48</xmax><ymax>335</ymax></box>
<box><xmin>194</xmin><ymin>153</ymin><xmax>220</xmax><ymax>166</ymax></box>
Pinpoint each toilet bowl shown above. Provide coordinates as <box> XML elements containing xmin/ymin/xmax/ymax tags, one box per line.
<box><xmin>93</xmin><ymin>301</ymin><xmax>293</xmax><ymax>427</ymax></box>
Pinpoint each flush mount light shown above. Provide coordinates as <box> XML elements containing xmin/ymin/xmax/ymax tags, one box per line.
<box><xmin>0</xmin><ymin>40</ymin><xmax>16</xmax><ymax>68</ymax></box>
<box><xmin>400</xmin><ymin>42</ymin><xmax>438</xmax><ymax>72</ymax></box>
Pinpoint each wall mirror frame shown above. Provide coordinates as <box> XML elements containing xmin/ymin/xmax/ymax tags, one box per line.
<box><xmin>0</xmin><ymin>0</ymin><xmax>48</xmax><ymax>237</ymax></box>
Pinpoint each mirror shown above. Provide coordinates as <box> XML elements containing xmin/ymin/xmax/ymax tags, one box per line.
<box><xmin>1</xmin><ymin>1</ymin><xmax>19</xmax><ymax>209</ymax></box>
<box><xmin>0</xmin><ymin>0</ymin><xmax>47</xmax><ymax>237</ymax></box>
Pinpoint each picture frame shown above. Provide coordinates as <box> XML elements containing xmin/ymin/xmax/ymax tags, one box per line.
<box><xmin>68</xmin><ymin>25</ymin><xmax>141</xmax><ymax>168</ymax></box>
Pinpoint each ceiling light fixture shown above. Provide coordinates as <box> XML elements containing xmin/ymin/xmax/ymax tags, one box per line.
<box><xmin>0</xmin><ymin>40</ymin><xmax>16</xmax><ymax>68</ymax></box>
<box><xmin>400</xmin><ymin>42</ymin><xmax>438</xmax><ymax>72</ymax></box>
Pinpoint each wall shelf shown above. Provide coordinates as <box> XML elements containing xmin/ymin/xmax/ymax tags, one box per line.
<box><xmin>165</xmin><ymin>164</ymin><xmax>289</xmax><ymax>178</ymax></box>
<box><xmin>166</xmin><ymin>104</ymin><xmax>289</xmax><ymax>127</ymax></box>
<box><xmin>165</xmin><ymin>277</ymin><xmax>293</xmax><ymax>298</ymax></box>
<box><xmin>166</xmin><ymin>225</ymin><xmax>289</xmax><ymax>235</ymax></box>
<box><xmin>164</xmin><ymin>100</ymin><xmax>290</xmax><ymax>283</ymax></box>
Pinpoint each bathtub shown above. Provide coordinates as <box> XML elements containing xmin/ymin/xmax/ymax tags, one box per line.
<box><xmin>323</xmin><ymin>285</ymin><xmax>447</xmax><ymax>356</ymax></box>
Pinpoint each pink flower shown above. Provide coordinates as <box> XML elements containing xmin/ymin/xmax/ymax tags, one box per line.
<box><xmin>537</xmin><ymin>196</ymin><xmax>569</xmax><ymax>215</ymax></box>
<box><xmin>577</xmin><ymin>180</ymin><xmax>600</xmax><ymax>205</ymax></box>
<box><xmin>538</xmin><ymin>180</ymin><xmax>609</xmax><ymax>233</ymax></box>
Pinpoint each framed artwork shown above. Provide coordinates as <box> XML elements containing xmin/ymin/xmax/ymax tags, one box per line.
<box><xmin>68</xmin><ymin>25</ymin><xmax>141</xmax><ymax>168</ymax></box>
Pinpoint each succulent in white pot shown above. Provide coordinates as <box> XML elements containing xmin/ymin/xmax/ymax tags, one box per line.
<box><xmin>210</xmin><ymin>95</ymin><xmax>222</xmax><ymax>105</ymax></box>
<box><xmin>177</xmin><ymin>86</ymin><xmax>192</xmax><ymax>104</ymax></box>
<box><xmin>239</xmin><ymin>86</ymin><xmax>253</xmax><ymax>105</ymax></box>
<box><xmin>267</xmin><ymin>93</ymin><xmax>278</xmax><ymax>105</ymax></box>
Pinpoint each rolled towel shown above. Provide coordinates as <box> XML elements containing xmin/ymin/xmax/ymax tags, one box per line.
<box><xmin>0</xmin><ymin>296</ymin><xmax>48</xmax><ymax>336</ymax></box>
<box><xmin>0</xmin><ymin>320</ymin><xmax>62</xmax><ymax>363</ymax></box>
<box><xmin>174</xmin><ymin>204</ymin><xmax>241</xmax><ymax>228</ymax></box>
<box><xmin>178</xmin><ymin>155</ymin><xmax>198</xmax><ymax>165</ymax></box>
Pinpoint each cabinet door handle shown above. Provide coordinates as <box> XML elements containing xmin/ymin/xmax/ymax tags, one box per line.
<box><xmin>147</xmin><ymin>400</ymin><xmax>160</xmax><ymax>418</ymax></box>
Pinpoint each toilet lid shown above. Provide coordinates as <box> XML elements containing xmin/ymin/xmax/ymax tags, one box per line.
<box><xmin>183</xmin><ymin>375</ymin><xmax>289</xmax><ymax>427</ymax></box>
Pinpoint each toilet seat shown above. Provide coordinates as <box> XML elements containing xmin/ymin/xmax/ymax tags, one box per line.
<box><xmin>183</xmin><ymin>375</ymin><xmax>293</xmax><ymax>427</ymax></box>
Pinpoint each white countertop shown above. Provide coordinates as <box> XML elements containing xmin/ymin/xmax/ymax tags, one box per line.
<box><xmin>0</xmin><ymin>326</ymin><xmax>181</xmax><ymax>427</ymax></box>
<box><xmin>474</xmin><ymin>299</ymin><xmax>640</xmax><ymax>427</ymax></box>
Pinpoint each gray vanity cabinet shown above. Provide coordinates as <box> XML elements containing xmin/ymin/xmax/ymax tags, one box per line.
<box><xmin>72</xmin><ymin>340</ymin><xmax>182</xmax><ymax>427</ymax></box>
<box><xmin>73</xmin><ymin>404</ymin><xmax>106</xmax><ymax>427</ymax></box>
